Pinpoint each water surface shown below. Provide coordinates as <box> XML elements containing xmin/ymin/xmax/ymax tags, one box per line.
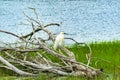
<box><xmin>0</xmin><ymin>0</ymin><xmax>120</xmax><ymax>43</ymax></box>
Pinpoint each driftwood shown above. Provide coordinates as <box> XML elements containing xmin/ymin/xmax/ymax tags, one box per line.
<box><xmin>0</xmin><ymin>8</ymin><xmax>102</xmax><ymax>78</ymax></box>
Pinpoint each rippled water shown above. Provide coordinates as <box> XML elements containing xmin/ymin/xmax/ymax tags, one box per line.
<box><xmin>0</xmin><ymin>0</ymin><xmax>120</xmax><ymax>43</ymax></box>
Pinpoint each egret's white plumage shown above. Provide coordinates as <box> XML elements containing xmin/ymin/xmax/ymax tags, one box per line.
<box><xmin>54</xmin><ymin>32</ymin><xmax>64</xmax><ymax>50</ymax></box>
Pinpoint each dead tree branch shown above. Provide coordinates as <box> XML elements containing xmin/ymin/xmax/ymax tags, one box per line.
<box><xmin>0</xmin><ymin>56</ymin><xmax>35</xmax><ymax>76</ymax></box>
<box><xmin>0</xmin><ymin>30</ymin><xmax>21</xmax><ymax>39</ymax></box>
<box><xmin>0</xmin><ymin>8</ymin><xmax>102</xmax><ymax>78</ymax></box>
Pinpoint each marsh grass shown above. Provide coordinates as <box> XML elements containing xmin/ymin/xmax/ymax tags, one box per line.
<box><xmin>69</xmin><ymin>41</ymin><xmax>120</xmax><ymax>80</ymax></box>
<box><xmin>0</xmin><ymin>41</ymin><xmax>120</xmax><ymax>80</ymax></box>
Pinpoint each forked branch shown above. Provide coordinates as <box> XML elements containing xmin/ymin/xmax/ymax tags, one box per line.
<box><xmin>0</xmin><ymin>8</ymin><xmax>102</xmax><ymax>78</ymax></box>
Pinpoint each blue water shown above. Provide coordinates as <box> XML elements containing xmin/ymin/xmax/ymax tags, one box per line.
<box><xmin>0</xmin><ymin>0</ymin><xmax>120</xmax><ymax>43</ymax></box>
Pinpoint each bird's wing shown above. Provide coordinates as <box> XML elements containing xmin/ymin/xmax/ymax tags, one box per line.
<box><xmin>59</xmin><ymin>35</ymin><xmax>64</xmax><ymax>46</ymax></box>
<box><xmin>53</xmin><ymin>34</ymin><xmax>61</xmax><ymax>50</ymax></box>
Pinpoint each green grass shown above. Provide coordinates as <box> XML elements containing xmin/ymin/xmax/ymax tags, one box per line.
<box><xmin>0</xmin><ymin>41</ymin><xmax>120</xmax><ymax>80</ymax></box>
<box><xmin>68</xmin><ymin>41</ymin><xmax>120</xmax><ymax>80</ymax></box>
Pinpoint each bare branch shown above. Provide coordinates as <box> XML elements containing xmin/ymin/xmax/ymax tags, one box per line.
<box><xmin>20</xmin><ymin>23</ymin><xmax>60</xmax><ymax>39</ymax></box>
<box><xmin>0</xmin><ymin>29</ymin><xmax>21</xmax><ymax>39</ymax></box>
<box><xmin>23</xmin><ymin>11</ymin><xmax>41</xmax><ymax>26</ymax></box>
<box><xmin>0</xmin><ymin>56</ymin><xmax>35</xmax><ymax>76</ymax></box>
<box><xmin>65</xmin><ymin>38</ymin><xmax>85</xmax><ymax>44</ymax></box>
<box><xmin>28</xmin><ymin>7</ymin><xmax>39</xmax><ymax>19</ymax></box>
<box><xmin>0</xmin><ymin>8</ymin><xmax>102</xmax><ymax>78</ymax></box>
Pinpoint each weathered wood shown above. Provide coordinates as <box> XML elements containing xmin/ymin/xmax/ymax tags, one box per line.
<box><xmin>0</xmin><ymin>56</ymin><xmax>35</xmax><ymax>76</ymax></box>
<box><xmin>0</xmin><ymin>8</ymin><xmax>102</xmax><ymax>78</ymax></box>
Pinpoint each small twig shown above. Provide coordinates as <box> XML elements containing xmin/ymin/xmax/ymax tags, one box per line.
<box><xmin>36</xmin><ymin>52</ymin><xmax>50</xmax><ymax>65</ymax></box>
<box><xmin>28</xmin><ymin>7</ymin><xmax>39</xmax><ymax>19</ymax></box>
<box><xmin>0</xmin><ymin>65</ymin><xmax>12</xmax><ymax>70</ymax></box>
<box><xmin>92</xmin><ymin>57</ymin><xmax>111</xmax><ymax>63</ymax></box>
<box><xmin>65</xmin><ymin>38</ymin><xmax>85</xmax><ymax>44</ymax></box>
<box><xmin>86</xmin><ymin>43</ymin><xmax>92</xmax><ymax>68</ymax></box>
<box><xmin>23</xmin><ymin>11</ymin><xmax>41</xmax><ymax>26</ymax></box>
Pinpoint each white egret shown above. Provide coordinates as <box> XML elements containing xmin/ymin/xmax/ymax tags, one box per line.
<box><xmin>54</xmin><ymin>32</ymin><xmax>64</xmax><ymax>50</ymax></box>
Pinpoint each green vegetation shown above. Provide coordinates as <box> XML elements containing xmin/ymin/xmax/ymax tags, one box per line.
<box><xmin>69</xmin><ymin>41</ymin><xmax>120</xmax><ymax>80</ymax></box>
<box><xmin>0</xmin><ymin>41</ymin><xmax>120</xmax><ymax>80</ymax></box>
